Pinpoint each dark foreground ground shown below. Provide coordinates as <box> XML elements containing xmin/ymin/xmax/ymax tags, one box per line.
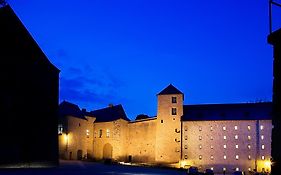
<box><xmin>0</xmin><ymin>160</ymin><xmax>187</xmax><ymax>175</ymax></box>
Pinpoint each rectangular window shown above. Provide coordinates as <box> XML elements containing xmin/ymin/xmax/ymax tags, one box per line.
<box><xmin>58</xmin><ymin>124</ymin><xmax>63</xmax><ymax>134</ymax></box>
<box><xmin>261</xmin><ymin>135</ymin><xmax>264</xmax><ymax>140</ymax></box>
<box><xmin>260</xmin><ymin>125</ymin><xmax>264</xmax><ymax>130</ymax></box>
<box><xmin>199</xmin><ymin>136</ymin><xmax>202</xmax><ymax>140</ymax></box>
<box><xmin>99</xmin><ymin>129</ymin><xmax>102</xmax><ymax>138</ymax></box>
<box><xmin>172</xmin><ymin>97</ymin><xmax>177</xmax><ymax>103</ymax></box>
<box><xmin>210</xmin><ymin>126</ymin><xmax>213</xmax><ymax>131</ymax></box>
<box><xmin>199</xmin><ymin>126</ymin><xmax>202</xmax><ymax>131</ymax></box>
<box><xmin>172</xmin><ymin>108</ymin><xmax>177</xmax><ymax>115</ymax></box>
<box><xmin>106</xmin><ymin>129</ymin><xmax>110</xmax><ymax>138</ymax></box>
<box><xmin>248</xmin><ymin>155</ymin><xmax>251</xmax><ymax>160</ymax></box>
<box><xmin>248</xmin><ymin>125</ymin><xmax>251</xmax><ymax>130</ymax></box>
<box><xmin>235</xmin><ymin>144</ymin><xmax>239</xmax><ymax>149</ymax></box>
<box><xmin>261</xmin><ymin>145</ymin><xmax>265</xmax><ymax>150</ymax></box>
<box><xmin>223</xmin><ymin>126</ymin><xmax>226</xmax><ymax>131</ymax></box>
<box><xmin>210</xmin><ymin>136</ymin><xmax>213</xmax><ymax>140</ymax></box>
<box><xmin>236</xmin><ymin>168</ymin><xmax>239</xmax><ymax>171</ymax></box>
<box><xmin>199</xmin><ymin>144</ymin><xmax>202</xmax><ymax>149</ymax></box>
<box><xmin>235</xmin><ymin>135</ymin><xmax>238</xmax><ymax>140</ymax></box>
<box><xmin>223</xmin><ymin>155</ymin><xmax>227</xmax><ymax>160</ymax></box>
<box><xmin>248</xmin><ymin>144</ymin><xmax>251</xmax><ymax>149</ymax></box>
<box><xmin>223</xmin><ymin>144</ymin><xmax>227</xmax><ymax>149</ymax></box>
<box><xmin>223</xmin><ymin>136</ymin><xmax>227</xmax><ymax>140</ymax></box>
<box><xmin>161</xmin><ymin>120</ymin><xmax>163</xmax><ymax>123</ymax></box>
<box><xmin>223</xmin><ymin>168</ymin><xmax>226</xmax><ymax>171</ymax></box>
<box><xmin>236</xmin><ymin>155</ymin><xmax>239</xmax><ymax>160</ymax></box>
<box><xmin>184</xmin><ymin>145</ymin><xmax>188</xmax><ymax>149</ymax></box>
<box><xmin>248</xmin><ymin>135</ymin><xmax>251</xmax><ymax>140</ymax></box>
<box><xmin>210</xmin><ymin>145</ymin><xmax>214</xmax><ymax>149</ymax></box>
<box><xmin>234</xmin><ymin>126</ymin><xmax>238</xmax><ymax>130</ymax></box>
<box><xmin>184</xmin><ymin>154</ymin><xmax>188</xmax><ymax>159</ymax></box>
<box><xmin>86</xmin><ymin>129</ymin><xmax>90</xmax><ymax>138</ymax></box>
<box><xmin>185</xmin><ymin>135</ymin><xmax>187</xmax><ymax>140</ymax></box>
<box><xmin>261</xmin><ymin>156</ymin><xmax>265</xmax><ymax>160</ymax></box>
<box><xmin>210</xmin><ymin>155</ymin><xmax>214</xmax><ymax>160</ymax></box>
<box><xmin>199</xmin><ymin>155</ymin><xmax>202</xmax><ymax>160</ymax></box>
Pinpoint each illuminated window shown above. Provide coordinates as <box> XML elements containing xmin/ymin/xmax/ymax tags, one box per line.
<box><xmin>223</xmin><ymin>126</ymin><xmax>226</xmax><ymax>131</ymax></box>
<box><xmin>199</xmin><ymin>136</ymin><xmax>202</xmax><ymax>140</ymax></box>
<box><xmin>199</xmin><ymin>126</ymin><xmax>202</xmax><ymax>131</ymax></box>
<box><xmin>210</xmin><ymin>155</ymin><xmax>214</xmax><ymax>160</ymax></box>
<box><xmin>172</xmin><ymin>97</ymin><xmax>177</xmax><ymax>103</ymax></box>
<box><xmin>235</xmin><ymin>135</ymin><xmax>238</xmax><ymax>140</ymax></box>
<box><xmin>248</xmin><ymin>144</ymin><xmax>251</xmax><ymax>149</ymax></box>
<box><xmin>261</xmin><ymin>135</ymin><xmax>264</xmax><ymax>140</ymax></box>
<box><xmin>248</xmin><ymin>125</ymin><xmax>251</xmax><ymax>130</ymax></box>
<box><xmin>223</xmin><ymin>155</ymin><xmax>227</xmax><ymax>160</ymax></box>
<box><xmin>236</xmin><ymin>168</ymin><xmax>239</xmax><ymax>171</ymax></box>
<box><xmin>223</xmin><ymin>144</ymin><xmax>227</xmax><ymax>149</ymax></box>
<box><xmin>236</xmin><ymin>155</ymin><xmax>239</xmax><ymax>160</ymax></box>
<box><xmin>248</xmin><ymin>135</ymin><xmax>251</xmax><ymax>140</ymax></box>
<box><xmin>210</xmin><ymin>136</ymin><xmax>213</xmax><ymax>140</ymax></box>
<box><xmin>106</xmin><ymin>129</ymin><xmax>110</xmax><ymax>138</ymax></box>
<box><xmin>262</xmin><ymin>145</ymin><xmax>265</xmax><ymax>150</ymax></box>
<box><xmin>260</xmin><ymin>125</ymin><xmax>264</xmax><ymax>130</ymax></box>
<box><xmin>223</xmin><ymin>168</ymin><xmax>226</xmax><ymax>171</ymax></box>
<box><xmin>211</xmin><ymin>167</ymin><xmax>214</xmax><ymax>171</ymax></box>
<box><xmin>223</xmin><ymin>136</ymin><xmax>227</xmax><ymax>140</ymax></box>
<box><xmin>199</xmin><ymin>144</ymin><xmax>202</xmax><ymax>149</ymax></box>
<box><xmin>199</xmin><ymin>155</ymin><xmax>202</xmax><ymax>160</ymax></box>
<box><xmin>210</xmin><ymin>145</ymin><xmax>214</xmax><ymax>149</ymax></box>
<box><xmin>235</xmin><ymin>126</ymin><xmax>238</xmax><ymax>130</ymax></box>
<box><xmin>248</xmin><ymin>168</ymin><xmax>251</xmax><ymax>171</ymax></box>
<box><xmin>210</xmin><ymin>126</ymin><xmax>213</xmax><ymax>131</ymax></box>
<box><xmin>86</xmin><ymin>129</ymin><xmax>90</xmax><ymax>138</ymax></box>
<box><xmin>248</xmin><ymin>155</ymin><xmax>251</xmax><ymax>160</ymax></box>
<box><xmin>58</xmin><ymin>124</ymin><xmax>63</xmax><ymax>134</ymax></box>
<box><xmin>99</xmin><ymin>129</ymin><xmax>102</xmax><ymax>138</ymax></box>
<box><xmin>261</xmin><ymin>156</ymin><xmax>265</xmax><ymax>160</ymax></box>
<box><xmin>235</xmin><ymin>144</ymin><xmax>239</xmax><ymax>149</ymax></box>
<box><xmin>172</xmin><ymin>108</ymin><xmax>177</xmax><ymax>115</ymax></box>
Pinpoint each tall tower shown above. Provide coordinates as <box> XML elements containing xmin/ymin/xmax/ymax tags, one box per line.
<box><xmin>155</xmin><ymin>84</ymin><xmax>183</xmax><ymax>163</ymax></box>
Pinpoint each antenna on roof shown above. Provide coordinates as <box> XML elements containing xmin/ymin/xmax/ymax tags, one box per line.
<box><xmin>269</xmin><ymin>0</ymin><xmax>281</xmax><ymax>34</ymax></box>
<box><xmin>0</xmin><ymin>0</ymin><xmax>7</xmax><ymax>7</ymax></box>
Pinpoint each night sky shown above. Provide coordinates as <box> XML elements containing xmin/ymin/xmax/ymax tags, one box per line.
<box><xmin>8</xmin><ymin>0</ymin><xmax>281</xmax><ymax>120</ymax></box>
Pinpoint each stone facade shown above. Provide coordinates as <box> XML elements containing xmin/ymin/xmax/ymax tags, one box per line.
<box><xmin>58</xmin><ymin>85</ymin><xmax>272</xmax><ymax>174</ymax></box>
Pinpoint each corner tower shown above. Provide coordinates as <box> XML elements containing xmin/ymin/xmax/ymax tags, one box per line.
<box><xmin>155</xmin><ymin>84</ymin><xmax>183</xmax><ymax>163</ymax></box>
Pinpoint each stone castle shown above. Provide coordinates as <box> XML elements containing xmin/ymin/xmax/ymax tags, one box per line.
<box><xmin>58</xmin><ymin>84</ymin><xmax>272</xmax><ymax>174</ymax></box>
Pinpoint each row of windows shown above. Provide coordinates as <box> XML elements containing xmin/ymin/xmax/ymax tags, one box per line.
<box><xmin>194</xmin><ymin>135</ymin><xmax>265</xmax><ymax>141</ymax></box>
<box><xmin>97</xmin><ymin>129</ymin><xmax>110</xmax><ymax>138</ymax></box>
<box><xmin>197</xmin><ymin>125</ymin><xmax>265</xmax><ymax>131</ymax></box>
<box><xmin>196</xmin><ymin>155</ymin><xmax>266</xmax><ymax>160</ymax></box>
<box><xmin>191</xmin><ymin>144</ymin><xmax>266</xmax><ymax>150</ymax></box>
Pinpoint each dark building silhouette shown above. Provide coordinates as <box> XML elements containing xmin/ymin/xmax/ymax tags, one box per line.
<box><xmin>268</xmin><ymin>28</ymin><xmax>281</xmax><ymax>174</ymax></box>
<box><xmin>0</xmin><ymin>5</ymin><xmax>59</xmax><ymax>166</ymax></box>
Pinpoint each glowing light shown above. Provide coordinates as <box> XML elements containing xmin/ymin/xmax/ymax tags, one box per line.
<box><xmin>265</xmin><ymin>160</ymin><xmax>271</xmax><ymax>167</ymax></box>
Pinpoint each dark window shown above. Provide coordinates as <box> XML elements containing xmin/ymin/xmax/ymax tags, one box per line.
<box><xmin>172</xmin><ymin>97</ymin><xmax>177</xmax><ymax>103</ymax></box>
<box><xmin>161</xmin><ymin>120</ymin><xmax>163</xmax><ymax>123</ymax></box>
<box><xmin>172</xmin><ymin>108</ymin><xmax>177</xmax><ymax>115</ymax></box>
<box><xmin>99</xmin><ymin>129</ymin><xmax>102</xmax><ymax>138</ymax></box>
<box><xmin>79</xmin><ymin>123</ymin><xmax>81</xmax><ymax>127</ymax></box>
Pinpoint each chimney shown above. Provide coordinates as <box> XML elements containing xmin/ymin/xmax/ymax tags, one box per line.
<box><xmin>108</xmin><ymin>104</ymin><xmax>114</xmax><ymax>108</ymax></box>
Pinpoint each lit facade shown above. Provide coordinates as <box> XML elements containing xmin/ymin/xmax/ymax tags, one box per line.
<box><xmin>58</xmin><ymin>84</ymin><xmax>272</xmax><ymax>174</ymax></box>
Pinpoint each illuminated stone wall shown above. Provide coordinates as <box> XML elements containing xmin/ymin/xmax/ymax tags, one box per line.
<box><xmin>126</xmin><ymin>118</ymin><xmax>157</xmax><ymax>162</ymax></box>
<box><xmin>155</xmin><ymin>94</ymin><xmax>183</xmax><ymax>163</ymax></box>
<box><xmin>59</xmin><ymin>116</ymin><xmax>95</xmax><ymax>160</ymax></box>
<box><xmin>182</xmin><ymin>120</ymin><xmax>272</xmax><ymax>173</ymax></box>
<box><xmin>93</xmin><ymin>119</ymin><xmax>128</xmax><ymax>161</ymax></box>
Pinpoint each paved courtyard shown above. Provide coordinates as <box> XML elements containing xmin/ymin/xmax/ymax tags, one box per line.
<box><xmin>0</xmin><ymin>160</ymin><xmax>187</xmax><ymax>175</ymax></box>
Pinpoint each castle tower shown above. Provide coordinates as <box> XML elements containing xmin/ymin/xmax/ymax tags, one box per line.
<box><xmin>155</xmin><ymin>84</ymin><xmax>183</xmax><ymax>163</ymax></box>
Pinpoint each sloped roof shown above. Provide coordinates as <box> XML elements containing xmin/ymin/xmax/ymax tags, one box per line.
<box><xmin>0</xmin><ymin>5</ymin><xmax>59</xmax><ymax>72</ymax></box>
<box><xmin>182</xmin><ymin>102</ymin><xmax>272</xmax><ymax>121</ymax></box>
<box><xmin>59</xmin><ymin>101</ymin><xmax>86</xmax><ymax>120</ymax></box>
<box><xmin>89</xmin><ymin>104</ymin><xmax>130</xmax><ymax>123</ymax></box>
<box><xmin>158</xmin><ymin>84</ymin><xmax>183</xmax><ymax>95</ymax></box>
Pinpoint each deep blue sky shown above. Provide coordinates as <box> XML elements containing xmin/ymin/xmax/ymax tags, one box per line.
<box><xmin>8</xmin><ymin>0</ymin><xmax>281</xmax><ymax>120</ymax></box>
